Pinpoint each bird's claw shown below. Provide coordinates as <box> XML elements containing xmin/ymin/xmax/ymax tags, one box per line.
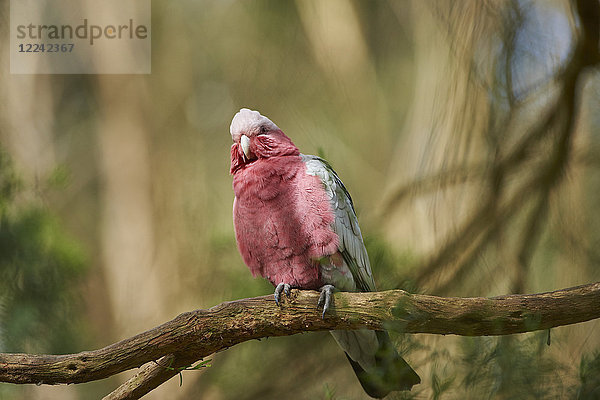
<box><xmin>274</xmin><ymin>283</ymin><xmax>291</xmax><ymax>306</ymax></box>
<box><xmin>317</xmin><ymin>285</ymin><xmax>335</xmax><ymax>319</ymax></box>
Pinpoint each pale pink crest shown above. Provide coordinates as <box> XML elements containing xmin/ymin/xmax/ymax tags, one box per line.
<box><xmin>230</xmin><ymin>108</ymin><xmax>279</xmax><ymax>143</ymax></box>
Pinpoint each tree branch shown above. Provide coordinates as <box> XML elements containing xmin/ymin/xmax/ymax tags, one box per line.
<box><xmin>101</xmin><ymin>354</ymin><xmax>199</xmax><ymax>400</ymax></box>
<box><xmin>1</xmin><ymin>282</ymin><xmax>599</xmax><ymax>398</ymax></box>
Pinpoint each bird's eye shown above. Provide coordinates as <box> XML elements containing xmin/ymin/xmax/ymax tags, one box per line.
<box><xmin>259</xmin><ymin>125</ymin><xmax>268</xmax><ymax>135</ymax></box>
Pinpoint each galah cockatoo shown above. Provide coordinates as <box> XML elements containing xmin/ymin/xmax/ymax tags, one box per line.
<box><xmin>229</xmin><ymin>108</ymin><xmax>420</xmax><ymax>398</ymax></box>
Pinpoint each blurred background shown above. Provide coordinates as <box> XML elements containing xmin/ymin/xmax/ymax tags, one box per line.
<box><xmin>1</xmin><ymin>0</ymin><xmax>599</xmax><ymax>399</ymax></box>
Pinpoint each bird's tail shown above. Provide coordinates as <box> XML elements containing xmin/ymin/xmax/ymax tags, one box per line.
<box><xmin>331</xmin><ymin>330</ymin><xmax>420</xmax><ymax>398</ymax></box>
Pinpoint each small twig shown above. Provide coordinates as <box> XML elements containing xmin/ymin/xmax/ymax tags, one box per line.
<box><xmin>102</xmin><ymin>354</ymin><xmax>206</xmax><ymax>400</ymax></box>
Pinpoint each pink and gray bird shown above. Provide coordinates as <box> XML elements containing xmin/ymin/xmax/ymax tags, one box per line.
<box><xmin>229</xmin><ymin>108</ymin><xmax>420</xmax><ymax>398</ymax></box>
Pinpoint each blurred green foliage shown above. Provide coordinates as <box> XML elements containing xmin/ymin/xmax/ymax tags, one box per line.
<box><xmin>460</xmin><ymin>334</ymin><xmax>564</xmax><ymax>399</ymax></box>
<box><xmin>578</xmin><ymin>351</ymin><xmax>600</xmax><ymax>399</ymax></box>
<box><xmin>0</xmin><ymin>148</ymin><xmax>88</xmax><ymax>354</ymax></box>
<box><xmin>364</xmin><ymin>235</ymin><xmax>419</xmax><ymax>292</ymax></box>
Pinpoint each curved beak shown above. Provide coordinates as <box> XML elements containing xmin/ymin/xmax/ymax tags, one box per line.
<box><xmin>240</xmin><ymin>134</ymin><xmax>251</xmax><ymax>159</ymax></box>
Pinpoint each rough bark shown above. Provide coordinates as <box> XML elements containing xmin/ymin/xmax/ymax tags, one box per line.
<box><xmin>1</xmin><ymin>283</ymin><xmax>599</xmax><ymax>398</ymax></box>
<box><xmin>101</xmin><ymin>354</ymin><xmax>195</xmax><ymax>400</ymax></box>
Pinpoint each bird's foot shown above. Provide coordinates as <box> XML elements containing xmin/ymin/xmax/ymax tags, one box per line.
<box><xmin>274</xmin><ymin>283</ymin><xmax>291</xmax><ymax>306</ymax></box>
<box><xmin>317</xmin><ymin>284</ymin><xmax>336</xmax><ymax>319</ymax></box>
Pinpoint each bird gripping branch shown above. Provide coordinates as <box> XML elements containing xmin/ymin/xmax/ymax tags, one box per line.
<box><xmin>229</xmin><ymin>108</ymin><xmax>420</xmax><ymax>398</ymax></box>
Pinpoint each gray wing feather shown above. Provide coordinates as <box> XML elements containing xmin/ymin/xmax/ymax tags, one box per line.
<box><xmin>302</xmin><ymin>154</ymin><xmax>376</xmax><ymax>292</ymax></box>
